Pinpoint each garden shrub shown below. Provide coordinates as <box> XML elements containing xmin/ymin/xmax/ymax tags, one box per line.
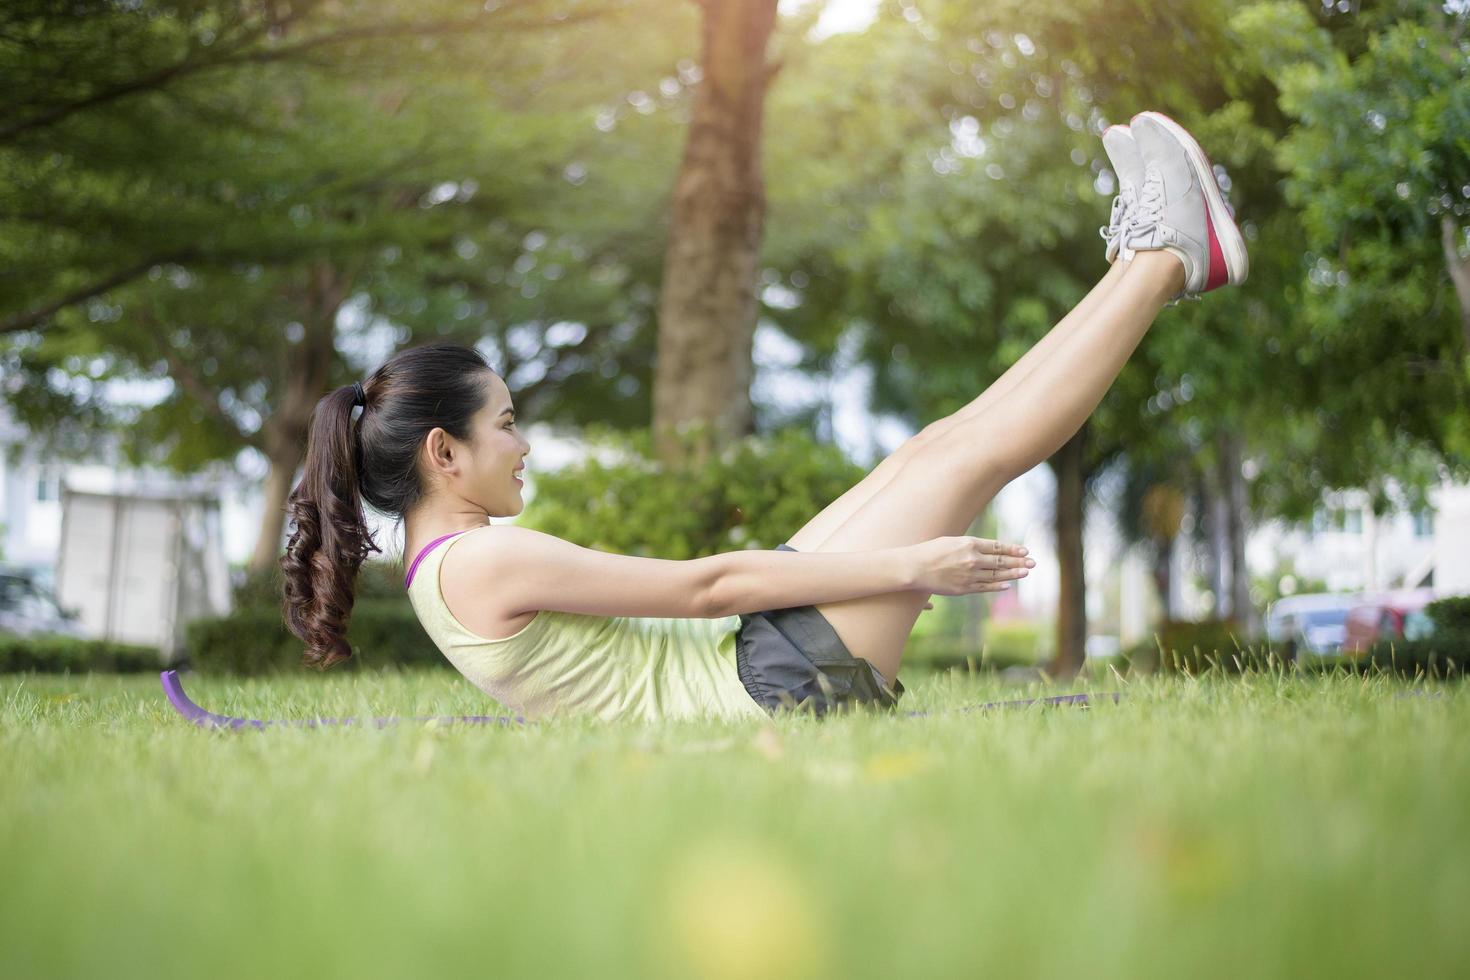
<box><xmin>184</xmin><ymin>599</ymin><xmax>441</xmax><ymax>675</ymax></box>
<box><xmin>1121</xmin><ymin>618</ymin><xmax>1277</xmax><ymax>674</ymax></box>
<box><xmin>1351</xmin><ymin>594</ymin><xmax>1470</xmax><ymax>678</ymax></box>
<box><xmin>519</xmin><ymin>422</ymin><xmax>869</xmax><ymax>558</ymax></box>
<box><xmin>231</xmin><ymin>558</ymin><xmax>407</xmax><ymax>611</ymax></box>
<box><xmin>1424</xmin><ymin>594</ymin><xmax>1470</xmax><ymax>635</ymax></box>
<box><xmin>0</xmin><ymin>633</ymin><xmax>161</xmax><ymax>673</ymax></box>
<box><xmin>1352</xmin><ymin>639</ymin><xmax>1466</xmax><ymax>677</ymax></box>
<box><xmin>906</xmin><ymin>618</ymin><xmax>1044</xmax><ymax>671</ymax></box>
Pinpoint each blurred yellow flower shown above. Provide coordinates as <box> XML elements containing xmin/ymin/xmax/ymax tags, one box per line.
<box><xmin>653</xmin><ymin>837</ymin><xmax>829</xmax><ymax>980</ymax></box>
<box><xmin>864</xmin><ymin>750</ymin><xmax>934</xmax><ymax>783</ymax></box>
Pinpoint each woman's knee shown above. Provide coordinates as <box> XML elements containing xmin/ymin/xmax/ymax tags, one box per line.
<box><xmin>913</xmin><ymin>420</ymin><xmax>1014</xmax><ymax>491</ymax></box>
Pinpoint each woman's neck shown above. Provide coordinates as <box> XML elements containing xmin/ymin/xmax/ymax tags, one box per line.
<box><xmin>404</xmin><ymin>510</ymin><xmax>493</xmax><ymax>549</ymax></box>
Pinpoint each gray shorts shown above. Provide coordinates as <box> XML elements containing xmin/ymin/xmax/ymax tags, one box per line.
<box><xmin>733</xmin><ymin>544</ymin><xmax>906</xmax><ymax>717</ymax></box>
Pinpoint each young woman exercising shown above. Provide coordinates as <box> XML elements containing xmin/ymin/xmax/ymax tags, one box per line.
<box><xmin>280</xmin><ymin>111</ymin><xmax>1246</xmax><ymax>723</ymax></box>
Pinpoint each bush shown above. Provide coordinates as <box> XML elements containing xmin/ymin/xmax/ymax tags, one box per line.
<box><xmin>1121</xmin><ymin>618</ymin><xmax>1277</xmax><ymax>674</ymax></box>
<box><xmin>519</xmin><ymin>422</ymin><xmax>869</xmax><ymax>558</ymax></box>
<box><xmin>1425</xmin><ymin>594</ymin><xmax>1470</xmax><ymax>634</ymax></box>
<box><xmin>904</xmin><ymin>619</ymin><xmax>1044</xmax><ymax>671</ymax></box>
<box><xmin>1347</xmin><ymin>594</ymin><xmax>1470</xmax><ymax>678</ymax></box>
<box><xmin>0</xmin><ymin>633</ymin><xmax>162</xmax><ymax>673</ymax></box>
<box><xmin>1351</xmin><ymin>638</ymin><xmax>1467</xmax><ymax>677</ymax></box>
<box><xmin>231</xmin><ymin>559</ymin><xmax>408</xmax><ymax>611</ymax></box>
<box><xmin>184</xmin><ymin>599</ymin><xmax>442</xmax><ymax>675</ymax></box>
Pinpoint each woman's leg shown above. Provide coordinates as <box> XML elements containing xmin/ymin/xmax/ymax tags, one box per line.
<box><xmin>785</xmin><ymin>256</ymin><xmax>1133</xmax><ymax>554</ymax></box>
<box><xmin>803</xmin><ymin>250</ymin><xmax>1185</xmax><ymax>684</ymax></box>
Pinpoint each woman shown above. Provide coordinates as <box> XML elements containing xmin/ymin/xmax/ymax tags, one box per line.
<box><xmin>280</xmin><ymin>111</ymin><xmax>1246</xmax><ymax>723</ymax></box>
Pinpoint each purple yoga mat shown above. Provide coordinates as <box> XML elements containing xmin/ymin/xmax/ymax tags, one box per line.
<box><xmin>159</xmin><ymin>670</ymin><xmax>525</xmax><ymax>729</ymax></box>
<box><xmin>159</xmin><ymin>670</ymin><xmax>1121</xmax><ymax>730</ymax></box>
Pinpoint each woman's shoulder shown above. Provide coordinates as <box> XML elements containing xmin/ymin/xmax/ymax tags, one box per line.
<box><xmin>432</xmin><ymin>525</ymin><xmax>535</xmax><ymax>642</ymax></box>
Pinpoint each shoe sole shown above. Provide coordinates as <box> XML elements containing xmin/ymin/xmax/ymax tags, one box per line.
<box><xmin>1130</xmin><ymin>111</ymin><xmax>1249</xmax><ymax>289</ymax></box>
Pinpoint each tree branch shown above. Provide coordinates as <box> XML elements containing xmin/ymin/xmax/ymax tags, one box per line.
<box><xmin>139</xmin><ymin>310</ymin><xmax>261</xmax><ymax>450</ymax></box>
<box><xmin>1</xmin><ymin>4</ymin><xmax>625</xmax><ymax>143</ymax></box>
<box><xmin>1</xmin><ymin>256</ymin><xmax>193</xmax><ymax>335</ymax></box>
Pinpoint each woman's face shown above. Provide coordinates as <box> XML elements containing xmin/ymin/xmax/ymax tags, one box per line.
<box><xmin>473</xmin><ymin>374</ymin><xmax>531</xmax><ymax>516</ymax></box>
<box><xmin>424</xmin><ymin>373</ymin><xmax>531</xmax><ymax>518</ymax></box>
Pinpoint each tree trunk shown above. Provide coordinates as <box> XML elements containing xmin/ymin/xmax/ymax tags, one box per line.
<box><xmin>1219</xmin><ymin>428</ymin><xmax>1254</xmax><ymax>635</ymax></box>
<box><xmin>1441</xmin><ymin>215</ymin><xmax>1470</xmax><ymax>353</ymax></box>
<box><xmin>1202</xmin><ymin>468</ymin><xmax>1229</xmax><ymax>619</ymax></box>
<box><xmin>248</xmin><ymin>260</ymin><xmax>355</xmax><ymax>571</ymax></box>
<box><xmin>1047</xmin><ymin>424</ymin><xmax>1088</xmax><ymax>679</ymax></box>
<box><xmin>1152</xmin><ymin>535</ymin><xmax>1173</xmax><ymax>621</ymax></box>
<box><xmin>652</xmin><ymin>0</ymin><xmax>780</xmax><ymax>467</ymax></box>
<box><xmin>250</xmin><ymin>453</ymin><xmax>302</xmax><ymax>572</ymax></box>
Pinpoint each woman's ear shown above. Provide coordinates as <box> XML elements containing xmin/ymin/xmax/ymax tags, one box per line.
<box><xmin>421</xmin><ymin>427</ymin><xmax>459</xmax><ymax>478</ymax></box>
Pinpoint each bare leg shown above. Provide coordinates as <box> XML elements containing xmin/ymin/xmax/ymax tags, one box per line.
<box><xmin>802</xmin><ymin>251</ymin><xmax>1185</xmax><ymax>684</ymax></box>
<box><xmin>786</xmin><ymin>255</ymin><xmax>1133</xmax><ymax>555</ymax></box>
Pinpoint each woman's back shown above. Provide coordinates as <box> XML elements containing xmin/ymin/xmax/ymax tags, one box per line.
<box><xmin>405</xmin><ymin>526</ymin><xmax>767</xmax><ymax>723</ymax></box>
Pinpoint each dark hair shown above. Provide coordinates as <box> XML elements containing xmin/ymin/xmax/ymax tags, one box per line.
<box><xmin>280</xmin><ymin>342</ymin><xmax>496</xmax><ymax>668</ymax></box>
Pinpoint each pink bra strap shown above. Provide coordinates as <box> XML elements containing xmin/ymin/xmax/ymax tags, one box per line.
<box><xmin>404</xmin><ymin>530</ymin><xmax>469</xmax><ymax>589</ymax></box>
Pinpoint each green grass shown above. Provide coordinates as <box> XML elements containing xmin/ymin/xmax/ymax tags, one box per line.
<box><xmin>3</xmin><ymin>668</ymin><xmax>1466</xmax><ymax>979</ymax></box>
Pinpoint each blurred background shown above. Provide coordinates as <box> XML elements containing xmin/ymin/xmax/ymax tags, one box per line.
<box><xmin>2</xmin><ymin>0</ymin><xmax>1467</xmax><ymax>678</ymax></box>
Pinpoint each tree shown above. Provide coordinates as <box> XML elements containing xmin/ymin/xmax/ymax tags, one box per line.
<box><xmin>0</xmin><ymin>0</ymin><xmax>670</xmax><ymax>567</ymax></box>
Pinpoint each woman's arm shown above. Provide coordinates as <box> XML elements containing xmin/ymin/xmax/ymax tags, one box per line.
<box><xmin>704</xmin><ymin>547</ymin><xmax>922</xmax><ymax>617</ymax></box>
<box><xmin>465</xmin><ymin>525</ymin><xmax>724</xmax><ymax>620</ymax></box>
<box><xmin>707</xmin><ymin>538</ymin><xmax>1028</xmax><ymax>616</ymax></box>
<box><xmin>468</xmin><ymin>526</ymin><xmax>1017</xmax><ymax>622</ymax></box>
<box><xmin>463</xmin><ymin>525</ymin><xmax>922</xmax><ymax>621</ymax></box>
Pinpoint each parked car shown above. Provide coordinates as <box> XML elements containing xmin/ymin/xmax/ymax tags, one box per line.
<box><xmin>1341</xmin><ymin>588</ymin><xmax>1437</xmax><ymax>655</ymax></box>
<box><xmin>0</xmin><ymin>567</ymin><xmax>88</xmax><ymax>639</ymax></box>
<box><xmin>1264</xmin><ymin>592</ymin><xmax>1364</xmax><ymax>659</ymax></box>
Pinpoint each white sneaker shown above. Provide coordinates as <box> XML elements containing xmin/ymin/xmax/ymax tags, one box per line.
<box><xmin>1123</xmin><ymin>111</ymin><xmax>1249</xmax><ymax>300</ymax></box>
<box><xmin>1099</xmin><ymin>125</ymin><xmax>1145</xmax><ymax>264</ymax></box>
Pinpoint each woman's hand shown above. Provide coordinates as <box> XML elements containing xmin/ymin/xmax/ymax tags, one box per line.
<box><xmin>909</xmin><ymin>536</ymin><xmax>1033</xmax><ymax>597</ymax></box>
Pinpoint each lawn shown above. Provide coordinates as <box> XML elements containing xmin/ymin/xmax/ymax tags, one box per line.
<box><xmin>2</xmin><ymin>668</ymin><xmax>1466</xmax><ymax>979</ymax></box>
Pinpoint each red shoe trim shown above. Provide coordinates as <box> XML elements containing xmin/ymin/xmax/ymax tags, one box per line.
<box><xmin>1203</xmin><ymin>204</ymin><xmax>1228</xmax><ymax>291</ymax></box>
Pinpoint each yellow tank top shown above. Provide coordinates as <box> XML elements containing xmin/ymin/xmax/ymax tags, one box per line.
<box><xmin>404</xmin><ymin>525</ymin><xmax>768</xmax><ymax>723</ymax></box>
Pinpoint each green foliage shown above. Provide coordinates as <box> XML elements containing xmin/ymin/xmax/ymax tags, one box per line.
<box><xmin>519</xmin><ymin>423</ymin><xmax>868</xmax><ymax>558</ymax></box>
<box><xmin>192</xmin><ymin>559</ymin><xmax>445</xmax><ymax>674</ymax></box>
<box><xmin>230</xmin><ymin>560</ymin><xmax>408</xmax><ymax>611</ymax></box>
<box><xmin>0</xmin><ymin>633</ymin><xmax>161</xmax><ymax>673</ymax></box>
<box><xmin>1352</xmin><ymin>638</ymin><xmax>1467</xmax><ymax>679</ymax></box>
<box><xmin>905</xmin><ymin>617</ymin><xmax>1045</xmax><ymax>672</ymax></box>
<box><xmin>1426</xmin><ymin>594</ymin><xmax>1470</xmax><ymax>634</ymax></box>
<box><xmin>1121</xmin><ymin>599</ymin><xmax>1470</xmax><ymax>679</ymax></box>
<box><xmin>1343</xmin><ymin>594</ymin><xmax>1470</xmax><ymax>678</ymax></box>
<box><xmin>1122</xmin><ymin>618</ymin><xmax>1277</xmax><ymax>674</ymax></box>
<box><xmin>1</xmin><ymin>0</ymin><xmax>688</xmax><ymax>478</ymax></box>
<box><xmin>184</xmin><ymin>599</ymin><xmax>441</xmax><ymax>676</ymax></box>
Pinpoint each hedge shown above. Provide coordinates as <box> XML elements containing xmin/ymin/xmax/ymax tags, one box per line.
<box><xmin>1121</xmin><ymin>618</ymin><xmax>1273</xmax><ymax>674</ymax></box>
<box><xmin>0</xmin><ymin>633</ymin><xmax>162</xmax><ymax>674</ymax></box>
<box><xmin>183</xmin><ymin>599</ymin><xmax>442</xmax><ymax>676</ymax></box>
<box><xmin>1119</xmin><ymin>595</ymin><xmax>1470</xmax><ymax>677</ymax></box>
<box><xmin>906</xmin><ymin>618</ymin><xmax>1046</xmax><ymax>671</ymax></box>
<box><xmin>519</xmin><ymin>422</ymin><xmax>868</xmax><ymax>558</ymax></box>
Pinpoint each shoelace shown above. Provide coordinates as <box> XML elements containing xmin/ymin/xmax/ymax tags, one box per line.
<box><xmin>1098</xmin><ymin>193</ymin><xmax>1126</xmax><ymax>245</ymax></box>
<box><xmin>1097</xmin><ymin>179</ymin><xmax>1138</xmax><ymax>250</ymax></box>
<box><xmin>1119</xmin><ymin>164</ymin><xmax>1166</xmax><ymax>260</ymax></box>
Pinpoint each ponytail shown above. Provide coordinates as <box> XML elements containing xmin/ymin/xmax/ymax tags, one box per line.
<box><xmin>280</xmin><ymin>382</ymin><xmax>383</xmax><ymax>669</ymax></box>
